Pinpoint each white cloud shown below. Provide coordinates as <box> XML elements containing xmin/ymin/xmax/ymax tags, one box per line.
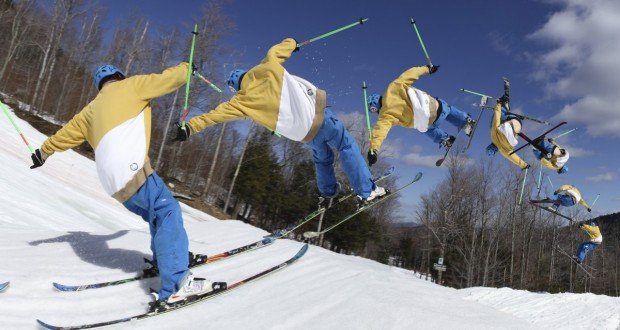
<box><xmin>528</xmin><ymin>0</ymin><xmax>620</xmax><ymax>137</ymax></box>
<box><xmin>585</xmin><ymin>172</ymin><xmax>616</xmax><ymax>183</ymax></box>
<box><xmin>401</xmin><ymin>152</ymin><xmax>438</xmax><ymax>168</ymax></box>
<box><xmin>561</xmin><ymin>144</ymin><xmax>592</xmax><ymax>157</ymax></box>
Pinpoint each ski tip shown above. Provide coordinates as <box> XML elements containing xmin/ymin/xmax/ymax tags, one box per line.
<box><xmin>0</xmin><ymin>281</ymin><xmax>9</xmax><ymax>292</ymax></box>
<box><xmin>435</xmin><ymin>158</ymin><xmax>445</xmax><ymax>167</ymax></box>
<box><xmin>385</xmin><ymin>166</ymin><xmax>395</xmax><ymax>176</ymax></box>
<box><xmin>37</xmin><ymin>319</ymin><xmax>59</xmax><ymax>330</ymax></box>
<box><xmin>413</xmin><ymin>172</ymin><xmax>423</xmax><ymax>181</ymax></box>
<box><xmin>52</xmin><ymin>282</ymin><xmax>78</xmax><ymax>292</ymax></box>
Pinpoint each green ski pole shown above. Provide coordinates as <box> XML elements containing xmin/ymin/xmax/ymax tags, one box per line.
<box><xmin>194</xmin><ymin>72</ymin><xmax>223</xmax><ymax>93</ymax></box>
<box><xmin>297</xmin><ymin>18</ymin><xmax>368</xmax><ymax>48</ymax></box>
<box><xmin>460</xmin><ymin>88</ymin><xmax>493</xmax><ymax>99</ymax></box>
<box><xmin>410</xmin><ymin>19</ymin><xmax>432</xmax><ymax>67</ymax></box>
<box><xmin>1</xmin><ymin>101</ymin><xmax>35</xmax><ymax>153</ymax></box>
<box><xmin>362</xmin><ymin>81</ymin><xmax>373</xmax><ymax>153</ymax></box>
<box><xmin>180</xmin><ymin>24</ymin><xmax>199</xmax><ymax>126</ymax></box>
<box><xmin>553</xmin><ymin>128</ymin><xmax>577</xmax><ymax>140</ymax></box>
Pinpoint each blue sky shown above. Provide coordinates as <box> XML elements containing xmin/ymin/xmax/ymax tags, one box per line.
<box><xmin>102</xmin><ymin>0</ymin><xmax>620</xmax><ymax>219</ymax></box>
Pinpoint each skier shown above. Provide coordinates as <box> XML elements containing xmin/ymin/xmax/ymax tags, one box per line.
<box><xmin>29</xmin><ymin>63</ymin><xmax>216</xmax><ymax>306</ymax></box>
<box><xmin>572</xmin><ymin>220</ymin><xmax>602</xmax><ymax>264</ymax></box>
<box><xmin>176</xmin><ymin>38</ymin><xmax>386</xmax><ymax>204</ymax></box>
<box><xmin>530</xmin><ymin>184</ymin><xmax>591</xmax><ymax>212</ymax></box>
<box><xmin>485</xmin><ymin>100</ymin><xmax>530</xmax><ymax>169</ymax></box>
<box><xmin>531</xmin><ymin>138</ymin><xmax>569</xmax><ymax>174</ymax></box>
<box><xmin>365</xmin><ymin>65</ymin><xmax>476</xmax><ymax>165</ymax></box>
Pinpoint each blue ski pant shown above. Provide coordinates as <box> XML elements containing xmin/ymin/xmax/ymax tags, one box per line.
<box><xmin>425</xmin><ymin>98</ymin><xmax>470</xmax><ymax>144</ymax></box>
<box><xmin>550</xmin><ymin>193</ymin><xmax>575</xmax><ymax>207</ymax></box>
<box><xmin>575</xmin><ymin>242</ymin><xmax>599</xmax><ymax>263</ymax></box>
<box><xmin>123</xmin><ymin>173</ymin><xmax>189</xmax><ymax>301</ymax></box>
<box><xmin>532</xmin><ymin>139</ymin><xmax>556</xmax><ymax>160</ymax></box>
<box><xmin>307</xmin><ymin>108</ymin><xmax>374</xmax><ymax>199</ymax></box>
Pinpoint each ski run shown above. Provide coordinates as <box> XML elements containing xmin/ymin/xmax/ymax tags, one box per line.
<box><xmin>1</xmin><ymin>101</ymin><xmax>619</xmax><ymax>329</ymax></box>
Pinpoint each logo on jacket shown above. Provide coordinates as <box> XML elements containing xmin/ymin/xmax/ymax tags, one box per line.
<box><xmin>130</xmin><ymin>163</ymin><xmax>138</xmax><ymax>171</ymax></box>
<box><xmin>307</xmin><ymin>89</ymin><xmax>313</xmax><ymax>96</ymax></box>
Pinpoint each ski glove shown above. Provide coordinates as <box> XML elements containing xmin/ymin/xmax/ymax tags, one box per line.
<box><xmin>485</xmin><ymin>143</ymin><xmax>498</xmax><ymax>157</ymax></box>
<box><xmin>523</xmin><ymin>164</ymin><xmax>531</xmax><ymax>170</ymax></box>
<box><xmin>557</xmin><ymin>166</ymin><xmax>568</xmax><ymax>174</ymax></box>
<box><xmin>30</xmin><ymin>149</ymin><xmax>46</xmax><ymax>169</ymax></box>
<box><xmin>367</xmin><ymin>149</ymin><xmax>378</xmax><ymax>166</ymax></box>
<box><xmin>191</xmin><ymin>63</ymin><xmax>199</xmax><ymax>76</ymax></box>
<box><xmin>174</xmin><ymin>122</ymin><xmax>191</xmax><ymax>141</ymax></box>
<box><xmin>293</xmin><ymin>39</ymin><xmax>300</xmax><ymax>52</ymax></box>
<box><xmin>427</xmin><ymin>65</ymin><xmax>440</xmax><ymax>74</ymax></box>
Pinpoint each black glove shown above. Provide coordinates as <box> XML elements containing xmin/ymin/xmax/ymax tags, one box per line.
<box><xmin>499</xmin><ymin>95</ymin><xmax>510</xmax><ymax>106</ymax></box>
<box><xmin>587</xmin><ymin>208</ymin><xmax>592</xmax><ymax>213</ymax></box>
<box><xmin>523</xmin><ymin>164</ymin><xmax>531</xmax><ymax>170</ymax></box>
<box><xmin>30</xmin><ymin>149</ymin><xmax>45</xmax><ymax>169</ymax></box>
<box><xmin>174</xmin><ymin>122</ymin><xmax>191</xmax><ymax>141</ymax></box>
<box><xmin>293</xmin><ymin>38</ymin><xmax>300</xmax><ymax>52</ymax></box>
<box><xmin>367</xmin><ymin>149</ymin><xmax>378</xmax><ymax>166</ymax></box>
<box><xmin>191</xmin><ymin>63</ymin><xmax>198</xmax><ymax>76</ymax></box>
<box><xmin>427</xmin><ymin>64</ymin><xmax>440</xmax><ymax>74</ymax></box>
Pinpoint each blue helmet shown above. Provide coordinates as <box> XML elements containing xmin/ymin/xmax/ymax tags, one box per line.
<box><xmin>227</xmin><ymin>69</ymin><xmax>247</xmax><ymax>92</ymax></box>
<box><xmin>94</xmin><ymin>64</ymin><xmax>124</xmax><ymax>90</ymax></box>
<box><xmin>367</xmin><ymin>94</ymin><xmax>382</xmax><ymax>112</ymax></box>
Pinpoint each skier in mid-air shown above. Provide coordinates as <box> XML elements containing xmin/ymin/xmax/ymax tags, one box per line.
<box><xmin>572</xmin><ymin>220</ymin><xmax>602</xmax><ymax>264</ymax></box>
<box><xmin>365</xmin><ymin>65</ymin><xmax>476</xmax><ymax>165</ymax></box>
<box><xmin>531</xmin><ymin>138</ymin><xmax>569</xmax><ymax>174</ymax></box>
<box><xmin>485</xmin><ymin>99</ymin><xmax>530</xmax><ymax>170</ymax></box>
<box><xmin>29</xmin><ymin>63</ymin><xmax>218</xmax><ymax>306</ymax></box>
<box><xmin>530</xmin><ymin>184</ymin><xmax>591</xmax><ymax>212</ymax></box>
<box><xmin>176</xmin><ymin>38</ymin><xmax>386</xmax><ymax>205</ymax></box>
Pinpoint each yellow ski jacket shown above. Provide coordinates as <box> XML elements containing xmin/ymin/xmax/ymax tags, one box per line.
<box><xmin>580</xmin><ymin>223</ymin><xmax>602</xmax><ymax>243</ymax></box>
<box><xmin>540</xmin><ymin>140</ymin><xmax>568</xmax><ymax>171</ymax></box>
<box><xmin>41</xmin><ymin>63</ymin><xmax>189</xmax><ymax>202</ymax></box>
<box><xmin>491</xmin><ymin>102</ymin><xmax>528</xmax><ymax>169</ymax></box>
<box><xmin>555</xmin><ymin>184</ymin><xmax>589</xmax><ymax>210</ymax></box>
<box><xmin>187</xmin><ymin>38</ymin><xmax>326</xmax><ymax>143</ymax></box>
<box><xmin>370</xmin><ymin>66</ymin><xmax>432</xmax><ymax>152</ymax></box>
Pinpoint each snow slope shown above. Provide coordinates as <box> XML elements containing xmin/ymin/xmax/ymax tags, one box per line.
<box><xmin>0</xmin><ymin>104</ymin><xmax>618</xmax><ymax>329</ymax></box>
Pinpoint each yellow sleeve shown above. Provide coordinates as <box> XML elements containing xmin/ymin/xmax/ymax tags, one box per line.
<box><xmin>395</xmin><ymin>66</ymin><xmax>430</xmax><ymax>86</ymax></box>
<box><xmin>578</xmin><ymin>198</ymin><xmax>590</xmax><ymax>209</ymax></box>
<box><xmin>541</xmin><ymin>158</ymin><xmax>559</xmax><ymax>170</ymax></box>
<box><xmin>41</xmin><ymin>109</ymin><xmax>88</xmax><ymax>156</ymax></box>
<box><xmin>131</xmin><ymin>62</ymin><xmax>189</xmax><ymax>101</ymax></box>
<box><xmin>260</xmin><ymin>38</ymin><xmax>297</xmax><ymax>65</ymax></box>
<box><xmin>492</xmin><ymin>102</ymin><xmax>502</xmax><ymax>128</ymax></box>
<box><xmin>505</xmin><ymin>151</ymin><xmax>528</xmax><ymax>169</ymax></box>
<box><xmin>187</xmin><ymin>97</ymin><xmax>247</xmax><ymax>134</ymax></box>
<box><xmin>370</xmin><ymin>112</ymin><xmax>399</xmax><ymax>152</ymax></box>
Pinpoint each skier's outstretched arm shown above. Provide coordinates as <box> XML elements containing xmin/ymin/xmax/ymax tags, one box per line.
<box><xmin>41</xmin><ymin>110</ymin><xmax>88</xmax><ymax>156</ymax></box>
<box><xmin>260</xmin><ymin>38</ymin><xmax>297</xmax><ymax>65</ymax></box>
<box><xmin>131</xmin><ymin>62</ymin><xmax>189</xmax><ymax>101</ymax></box>
<box><xmin>396</xmin><ymin>66</ymin><xmax>430</xmax><ymax>86</ymax></box>
<box><xmin>187</xmin><ymin>97</ymin><xmax>247</xmax><ymax>135</ymax></box>
<box><xmin>370</xmin><ymin>112</ymin><xmax>399</xmax><ymax>152</ymax></box>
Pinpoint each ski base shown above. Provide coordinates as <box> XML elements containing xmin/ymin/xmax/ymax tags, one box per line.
<box><xmin>529</xmin><ymin>201</ymin><xmax>574</xmax><ymax>221</ymax></box>
<box><xmin>38</xmin><ymin>244</ymin><xmax>309</xmax><ymax>330</ymax></box>
<box><xmin>555</xmin><ymin>245</ymin><xmax>594</xmax><ymax>278</ymax></box>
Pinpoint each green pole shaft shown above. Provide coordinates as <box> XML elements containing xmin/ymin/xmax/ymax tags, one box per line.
<box><xmin>410</xmin><ymin>19</ymin><xmax>432</xmax><ymax>66</ymax></box>
<box><xmin>1</xmin><ymin>101</ymin><xmax>35</xmax><ymax>153</ymax></box>
<box><xmin>195</xmin><ymin>72</ymin><xmax>223</xmax><ymax>93</ymax></box>
<box><xmin>519</xmin><ymin>167</ymin><xmax>528</xmax><ymax>205</ymax></box>
<box><xmin>297</xmin><ymin>18</ymin><xmax>368</xmax><ymax>48</ymax></box>
<box><xmin>460</xmin><ymin>88</ymin><xmax>493</xmax><ymax>99</ymax></box>
<box><xmin>362</xmin><ymin>81</ymin><xmax>373</xmax><ymax>151</ymax></box>
<box><xmin>553</xmin><ymin>128</ymin><xmax>577</xmax><ymax>140</ymax></box>
<box><xmin>591</xmin><ymin>194</ymin><xmax>600</xmax><ymax>209</ymax></box>
<box><xmin>181</xmin><ymin>24</ymin><xmax>199</xmax><ymax>126</ymax></box>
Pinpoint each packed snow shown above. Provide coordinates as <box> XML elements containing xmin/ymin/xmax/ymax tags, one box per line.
<box><xmin>0</xmin><ymin>103</ymin><xmax>618</xmax><ymax>329</ymax></box>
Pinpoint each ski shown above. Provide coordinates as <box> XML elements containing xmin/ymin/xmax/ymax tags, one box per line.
<box><xmin>529</xmin><ymin>201</ymin><xmax>574</xmax><ymax>221</ymax></box>
<box><xmin>436</xmin><ymin>139</ymin><xmax>456</xmax><ymax>167</ymax></box>
<box><xmin>461</xmin><ymin>95</ymin><xmax>488</xmax><ymax>153</ymax></box>
<box><xmin>0</xmin><ymin>281</ymin><xmax>9</xmax><ymax>292</ymax></box>
<box><xmin>555</xmin><ymin>245</ymin><xmax>593</xmax><ymax>278</ymax></box>
<box><xmin>37</xmin><ymin>244</ymin><xmax>308</xmax><ymax>330</ymax></box>
<box><xmin>52</xmin><ymin>167</ymin><xmax>394</xmax><ymax>292</ymax></box>
<box><xmin>510</xmin><ymin>121</ymin><xmax>567</xmax><ymax>155</ymax></box>
<box><xmin>304</xmin><ymin>172</ymin><xmax>423</xmax><ymax>238</ymax></box>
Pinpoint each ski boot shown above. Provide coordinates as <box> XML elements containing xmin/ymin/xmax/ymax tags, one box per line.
<box><xmin>571</xmin><ymin>255</ymin><xmax>582</xmax><ymax>265</ymax></box>
<box><xmin>463</xmin><ymin>118</ymin><xmax>477</xmax><ymax>137</ymax></box>
<box><xmin>357</xmin><ymin>184</ymin><xmax>389</xmax><ymax>208</ymax></box>
<box><xmin>318</xmin><ymin>182</ymin><xmax>342</xmax><ymax>209</ymax></box>
<box><xmin>440</xmin><ymin>136</ymin><xmax>456</xmax><ymax>150</ymax></box>
<box><xmin>149</xmin><ymin>273</ymin><xmax>227</xmax><ymax>312</ymax></box>
<box><xmin>188</xmin><ymin>252</ymin><xmax>209</xmax><ymax>267</ymax></box>
<box><xmin>142</xmin><ymin>260</ymin><xmax>159</xmax><ymax>278</ymax></box>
